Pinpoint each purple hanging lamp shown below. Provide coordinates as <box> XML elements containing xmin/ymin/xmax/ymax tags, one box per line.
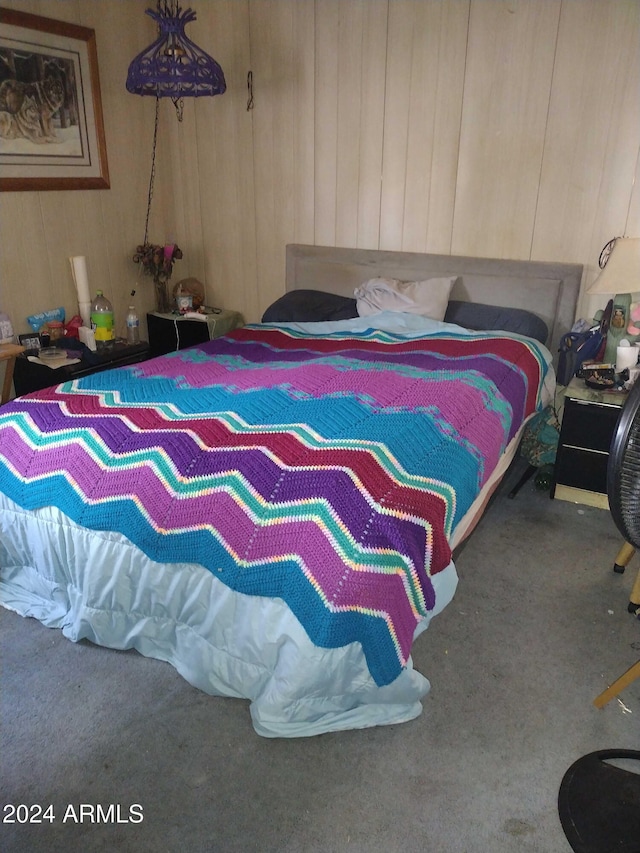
<box><xmin>126</xmin><ymin>1</ymin><xmax>226</xmax><ymax>120</ymax></box>
<box><xmin>127</xmin><ymin>1</ymin><xmax>226</xmax><ymax>250</ymax></box>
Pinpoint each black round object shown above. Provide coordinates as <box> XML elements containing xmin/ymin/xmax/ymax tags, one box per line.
<box><xmin>585</xmin><ymin>376</ymin><xmax>616</xmax><ymax>390</ymax></box>
<box><xmin>558</xmin><ymin>750</ymin><xmax>640</xmax><ymax>853</ymax></box>
<box><xmin>607</xmin><ymin>380</ymin><xmax>640</xmax><ymax>550</ymax></box>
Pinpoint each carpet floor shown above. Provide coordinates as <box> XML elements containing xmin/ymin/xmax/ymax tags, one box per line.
<box><xmin>1</xmin><ymin>467</ymin><xmax>639</xmax><ymax>853</ymax></box>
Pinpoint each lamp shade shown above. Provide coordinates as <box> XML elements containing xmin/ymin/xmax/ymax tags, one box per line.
<box><xmin>588</xmin><ymin>238</ymin><xmax>640</xmax><ymax>295</ymax></box>
<box><xmin>126</xmin><ymin>4</ymin><xmax>226</xmax><ymax>101</ymax></box>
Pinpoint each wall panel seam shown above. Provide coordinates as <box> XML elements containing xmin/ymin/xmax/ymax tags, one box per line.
<box><xmin>450</xmin><ymin>0</ymin><xmax>472</xmax><ymax>256</ymax></box>
<box><xmin>377</xmin><ymin>0</ymin><xmax>391</xmax><ymax>251</ymax></box>
<box><xmin>530</xmin><ymin>0</ymin><xmax>563</xmax><ymax>261</ymax></box>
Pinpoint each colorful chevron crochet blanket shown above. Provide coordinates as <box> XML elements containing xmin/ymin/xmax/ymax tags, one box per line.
<box><xmin>0</xmin><ymin>324</ymin><xmax>549</xmax><ymax>686</ymax></box>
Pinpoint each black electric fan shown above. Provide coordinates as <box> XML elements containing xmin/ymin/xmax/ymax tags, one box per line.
<box><xmin>608</xmin><ymin>377</ymin><xmax>640</xmax><ymax>560</ymax></box>
<box><xmin>608</xmin><ymin>374</ymin><xmax>640</xmax><ymax>615</ymax></box>
<box><xmin>557</xmin><ymin>380</ymin><xmax>640</xmax><ymax>853</ymax></box>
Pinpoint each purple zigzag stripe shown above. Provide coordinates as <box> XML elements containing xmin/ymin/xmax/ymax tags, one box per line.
<box><xmin>15</xmin><ymin>384</ymin><xmax>504</xmax><ymax>490</ymax></box>
<box><xmin>135</xmin><ymin>349</ymin><xmax>528</xmax><ymax>425</ymax></box>
<box><xmin>22</xmin><ymin>394</ymin><xmax>505</xmax><ymax>502</ymax></box>
<box><xmin>1</xmin><ymin>426</ymin><xmax>430</xmax><ymax>557</ymax></box>
<box><xmin>3</xmin><ymin>438</ymin><xmax>431</xmax><ymax>642</ymax></box>
<box><xmin>65</xmin><ymin>370</ymin><xmax>510</xmax><ymax>461</ymax></box>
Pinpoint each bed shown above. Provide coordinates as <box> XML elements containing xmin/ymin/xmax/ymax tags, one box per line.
<box><xmin>0</xmin><ymin>245</ymin><xmax>582</xmax><ymax>737</ymax></box>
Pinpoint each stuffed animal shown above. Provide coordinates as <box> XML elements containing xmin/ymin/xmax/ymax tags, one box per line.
<box><xmin>627</xmin><ymin>302</ymin><xmax>640</xmax><ymax>336</ymax></box>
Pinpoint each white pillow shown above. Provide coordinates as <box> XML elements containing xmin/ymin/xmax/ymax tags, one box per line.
<box><xmin>354</xmin><ymin>276</ymin><xmax>457</xmax><ymax>321</ymax></box>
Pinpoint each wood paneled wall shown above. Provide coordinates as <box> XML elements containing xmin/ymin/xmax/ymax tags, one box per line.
<box><xmin>0</xmin><ymin>0</ymin><xmax>164</xmax><ymax>339</ymax></box>
<box><xmin>1</xmin><ymin>0</ymin><xmax>639</xmax><ymax>344</ymax></box>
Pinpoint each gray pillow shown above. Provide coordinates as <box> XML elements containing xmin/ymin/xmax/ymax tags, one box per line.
<box><xmin>444</xmin><ymin>301</ymin><xmax>548</xmax><ymax>344</ymax></box>
<box><xmin>261</xmin><ymin>290</ymin><xmax>548</xmax><ymax>345</ymax></box>
<box><xmin>262</xmin><ymin>290</ymin><xmax>358</xmax><ymax>323</ymax></box>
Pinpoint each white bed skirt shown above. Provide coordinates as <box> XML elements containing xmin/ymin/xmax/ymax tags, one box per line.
<box><xmin>0</xmin><ymin>495</ymin><xmax>458</xmax><ymax>738</ymax></box>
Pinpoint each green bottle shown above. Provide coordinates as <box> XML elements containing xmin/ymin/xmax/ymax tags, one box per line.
<box><xmin>90</xmin><ymin>290</ymin><xmax>114</xmax><ymax>349</ymax></box>
<box><xmin>534</xmin><ymin>463</ymin><xmax>555</xmax><ymax>491</ymax></box>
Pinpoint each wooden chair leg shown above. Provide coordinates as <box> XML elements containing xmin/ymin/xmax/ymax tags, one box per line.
<box><xmin>1</xmin><ymin>355</ymin><xmax>16</xmax><ymax>405</ymax></box>
<box><xmin>614</xmin><ymin>541</ymin><xmax>635</xmax><ymax>574</ymax></box>
<box><xmin>594</xmin><ymin>660</ymin><xmax>640</xmax><ymax>708</ymax></box>
<box><xmin>629</xmin><ymin>565</ymin><xmax>640</xmax><ymax>614</ymax></box>
<box><xmin>0</xmin><ymin>345</ymin><xmax>24</xmax><ymax>405</ymax></box>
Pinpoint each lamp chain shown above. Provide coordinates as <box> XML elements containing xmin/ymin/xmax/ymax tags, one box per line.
<box><xmin>172</xmin><ymin>97</ymin><xmax>184</xmax><ymax>122</ymax></box>
<box><xmin>143</xmin><ymin>97</ymin><xmax>160</xmax><ymax>247</ymax></box>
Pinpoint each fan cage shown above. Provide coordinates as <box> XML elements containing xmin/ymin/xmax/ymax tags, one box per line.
<box><xmin>607</xmin><ymin>380</ymin><xmax>640</xmax><ymax>550</ymax></box>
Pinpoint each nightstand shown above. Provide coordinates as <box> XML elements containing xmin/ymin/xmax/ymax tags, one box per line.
<box><xmin>147</xmin><ymin>309</ymin><xmax>244</xmax><ymax>357</ymax></box>
<box><xmin>552</xmin><ymin>377</ymin><xmax>628</xmax><ymax>508</ymax></box>
<box><xmin>13</xmin><ymin>339</ymin><xmax>150</xmax><ymax>396</ymax></box>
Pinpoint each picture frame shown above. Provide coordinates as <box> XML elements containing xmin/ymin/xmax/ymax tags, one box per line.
<box><xmin>0</xmin><ymin>9</ymin><xmax>109</xmax><ymax>191</ymax></box>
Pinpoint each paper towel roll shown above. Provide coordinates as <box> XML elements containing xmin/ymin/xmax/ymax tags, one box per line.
<box><xmin>616</xmin><ymin>344</ymin><xmax>639</xmax><ymax>372</ymax></box>
<box><xmin>69</xmin><ymin>256</ymin><xmax>91</xmax><ymax>304</ymax></box>
<box><xmin>78</xmin><ymin>300</ymin><xmax>91</xmax><ymax>328</ymax></box>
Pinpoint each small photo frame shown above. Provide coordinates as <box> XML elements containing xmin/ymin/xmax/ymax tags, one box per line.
<box><xmin>18</xmin><ymin>333</ymin><xmax>42</xmax><ymax>354</ymax></box>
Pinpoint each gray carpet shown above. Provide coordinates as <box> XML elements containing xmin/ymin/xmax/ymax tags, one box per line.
<box><xmin>1</xmin><ymin>467</ymin><xmax>639</xmax><ymax>853</ymax></box>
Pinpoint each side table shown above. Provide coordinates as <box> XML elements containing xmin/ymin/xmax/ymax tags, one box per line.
<box><xmin>13</xmin><ymin>340</ymin><xmax>150</xmax><ymax>396</ymax></box>
<box><xmin>552</xmin><ymin>376</ymin><xmax>627</xmax><ymax>509</ymax></box>
<box><xmin>147</xmin><ymin>309</ymin><xmax>244</xmax><ymax>357</ymax></box>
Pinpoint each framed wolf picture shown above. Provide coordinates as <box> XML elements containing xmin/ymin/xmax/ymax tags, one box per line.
<box><xmin>0</xmin><ymin>9</ymin><xmax>109</xmax><ymax>190</ymax></box>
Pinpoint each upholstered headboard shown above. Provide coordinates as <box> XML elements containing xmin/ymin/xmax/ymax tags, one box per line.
<box><xmin>285</xmin><ymin>244</ymin><xmax>582</xmax><ymax>362</ymax></box>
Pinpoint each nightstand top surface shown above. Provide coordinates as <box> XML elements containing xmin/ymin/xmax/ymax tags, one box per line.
<box><xmin>564</xmin><ymin>376</ymin><xmax>628</xmax><ymax>407</ymax></box>
<box><xmin>148</xmin><ymin>308</ymin><xmax>242</xmax><ymax>321</ymax></box>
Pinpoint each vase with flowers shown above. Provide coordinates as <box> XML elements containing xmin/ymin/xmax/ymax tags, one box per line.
<box><xmin>133</xmin><ymin>242</ymin><xmax>183</xmax><ymax>314</ymax></box>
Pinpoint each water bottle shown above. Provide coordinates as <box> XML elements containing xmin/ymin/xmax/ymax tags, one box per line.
<box><xmin>90</xmin><ymin>290</ymin><xmax>114</xmax><ymax>349</ymax></box>
<box><xmin>126</xmin><ymin>305</ymin><xmax>140</xmax><ymax>344</ymax></box>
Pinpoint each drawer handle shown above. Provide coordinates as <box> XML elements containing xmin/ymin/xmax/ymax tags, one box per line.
<box><xmin>562</xmin><ymin>444</ymin><xmax>609</xmax><ymax>456</ymax></box>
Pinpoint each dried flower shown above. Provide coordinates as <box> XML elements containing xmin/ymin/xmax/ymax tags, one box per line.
<box><xmin>133</xmin><ymin>243</ymin><xmax>183</xmax><ymax>282</ymax></box>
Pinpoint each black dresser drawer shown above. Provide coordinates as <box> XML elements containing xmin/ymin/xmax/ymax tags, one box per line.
<box><xmin>554</xmin><ymin>445</ymin><xmax>609</xmax><ymax>494</ymax></box>
<box><xmin>559</xmin><ymin>399</ymin><xmax>620</xmax><ymax>453</ymax></box>
<box><xmin>146</xmin><ymin>310</ymin><xmax>243</xmax><ymax>358</ymax></box>
<box><xmin>552</xmin><ymin>380</ymin><xmax>627</xmax><ymax>507</ymax></box>
<box><xmin>147</xmin><ymin>313</ymin><xmax>210</xmax><ymax>357</ymax></box>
